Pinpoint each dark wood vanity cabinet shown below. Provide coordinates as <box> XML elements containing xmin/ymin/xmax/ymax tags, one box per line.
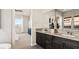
<box><xmin>51</xmin><ymin>36</ymin><xmax>65</xmax><ymax>49</ymax></box>
<box><xmin>45</xmin><ymin>34</ymin><xmax>52</xmax><ymax>49</ymax></box>
<box><xmin>36</xmin><ymin>32</ymin><xmax>52</xmax><ymax>48</ymax></box>
<box><xmin>36</xmin><ymin>32</ymin><xmax>79</xmax><ymax>49</ymax></box>
<box><xmin>63</xmin><ymin>39</ymin><xmax>79</xmax><ymax>49</ymax></box>
<box><xmin>36</xmin><ymin>32</ymin><xmax>46</xmax><ymax>48</ymax></box>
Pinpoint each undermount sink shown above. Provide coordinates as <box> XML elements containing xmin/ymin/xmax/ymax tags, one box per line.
<box><xmin>61</xmin><ymin>34</ymin><xmax>75</xmax><ymax>37</ymax></box>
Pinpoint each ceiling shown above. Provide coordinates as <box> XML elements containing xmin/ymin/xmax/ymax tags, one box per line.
<box><xmin>58</xmin><ymin>9</ymin><xmax>72</xmax><ymax>12</ymax></box>
<box><xmin>44</xmin><ymin>9</ymin><xmax>73</xmax><ymax>13</ymax></box>
<box><xmin>15</xmin><ymin>9</ymin><xmax>52</xmax><ymax>16</ymax></box>
<box><xmin>15</xmin><ymin>9</ymin><xmax>73</xmax><ymax>16</ymax></box>
<box><xmin>15</xmin><ymin>9</ymin><xmax>31</xmax><ymax>16</ymax></box>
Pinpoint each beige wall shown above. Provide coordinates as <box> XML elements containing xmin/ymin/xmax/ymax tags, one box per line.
<box><xmin>31</xmin><ymin>9</ymin><xmax>50</xmax><ymax>46</ymax></box>
<box><xmin>0</xmin><ymin>9</ymin><xmax>12</xmax><ymax>43</ymax></box>
<box><xmin>64</xmin><ymin>10</ymin><xmax>79</xmax><ymax>17</ymax></box>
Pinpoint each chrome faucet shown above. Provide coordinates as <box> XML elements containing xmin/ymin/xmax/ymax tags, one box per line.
<box><xmin>67</xmin><ymin>31</ymin><xmax>72</xmax><ymax>35</ymax></box>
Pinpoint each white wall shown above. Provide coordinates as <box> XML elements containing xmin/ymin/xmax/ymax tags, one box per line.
<box><xmin>0</xmin><ymin>9</ymin><xmax>12</xmax><ymax>43</ymax></box>
<box><xmin>64</xmin><ymin>10</ymin><xmax>79</xmax><ymax>17</ymax></box>
<box><xmin>32</xmin><ymin>10</ymin><xmax>49</xmax><ymax>28</ymax></box>
<box><xmin>31</xmin><ymin>9</ymin><xmax>49</xmax><ymax>46</ymax></box>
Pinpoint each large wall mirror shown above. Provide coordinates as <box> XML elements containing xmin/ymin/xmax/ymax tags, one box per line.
<box><xmin>64</xmin><ymin>16</ymin><xmax>72</xmax><ymax>28</ymax></box>
<box><xmin>63</xmin><ymin>9</ymin><xmax>79</xmax><ymax>35</ymax></box>
<box><xmin>74</xmin><ymin>15</ymin><xmax>79</xmax><ymax>29</ymax></box>
<box><xmin>63</xmin><ymin>16</ymin><xmax>72</xmax><ymax>32</ymax></box>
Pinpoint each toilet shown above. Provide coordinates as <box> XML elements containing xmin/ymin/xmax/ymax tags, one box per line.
<box><xmin>0</xmin><ymin>43</ymin><xmax>11</xmax><ymax>49</ymax></box>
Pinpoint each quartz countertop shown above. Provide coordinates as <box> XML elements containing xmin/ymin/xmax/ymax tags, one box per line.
<box><xmin>36</xmin><ymin>30</ymin><xmax>79</xmax><ymax>42</ymax></box>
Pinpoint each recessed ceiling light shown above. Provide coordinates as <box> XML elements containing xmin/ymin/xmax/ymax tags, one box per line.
<box><xmin>15</xmin><ymin>9</ymin><xmax>23</xmax><ymax>12</ymax></box>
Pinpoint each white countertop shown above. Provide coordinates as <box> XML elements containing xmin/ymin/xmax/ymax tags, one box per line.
<box><xmin>36</xmin><ymin>30</ymin><xmax>79</xmax><ymax>42</ymax></box>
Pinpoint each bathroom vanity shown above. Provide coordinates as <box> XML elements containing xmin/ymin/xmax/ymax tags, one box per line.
<box><xmin>36</xmin><ymin>31</ymin><xmax>79</xmax><ymax>49</ymax></box>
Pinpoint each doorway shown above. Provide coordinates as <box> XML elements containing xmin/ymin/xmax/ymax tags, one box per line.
<box><xmin>13</xmin><ymin>9</ymin><xmax>31</xmax><ymax>49</ymax></box>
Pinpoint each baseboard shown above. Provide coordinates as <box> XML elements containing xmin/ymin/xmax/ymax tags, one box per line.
<box><xmin>31</xmin><ymin>43</ymin><xmax>36</xmax><ymax>46</ymax></box>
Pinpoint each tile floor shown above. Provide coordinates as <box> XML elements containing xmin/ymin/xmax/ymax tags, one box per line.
<box><xmin>26</xmin><ymin>45</ymin><xmax>42</xmax><ymax>49</ymax></box>
<box><xmin>14</xmin><ymin>33</ymin><xmax>31</xmax><ymax>49</ymax></box>
<box><xmin>13</xmin><ymin>33</ymin><xmax>43</xmax><ymax>49</ymax></box>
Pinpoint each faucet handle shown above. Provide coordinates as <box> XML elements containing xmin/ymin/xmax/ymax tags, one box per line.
<box><xmin>67</xmin><ymin>31</ymin><xmax>70</xmax><ymax>34</ymax></box>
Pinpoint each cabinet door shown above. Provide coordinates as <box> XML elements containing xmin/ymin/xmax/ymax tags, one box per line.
<box><xmin>45</xmin><ymin>35</ymin><xmax>52</xmax><ymax>49</ymax></box>
<box><xmin>62</xmin><ymin>39</ymin><xmax>72</xmax><ymax>49</ymax></box>
<box><xmin>36</xmin><ymin>32</ymin><xmax>53</xmax><ymax>49</ymax></box>
<box><xmin>51</xmin><ymin>36</ymin><xmax>64</xmax><ymax>49</ymax></box>
<box><xmin>36</xmin><ymin>32</ymin><xmax>47</xmax><ymax>48</ymax></box>
<box><xmin>64</xmin><ymin>39</ymin><xmax>79</xmax><ymax>49</ymax></box>
<box><xmin>40</xmin><ymin>33</ymin><xmax>46</xmax><ymax>48</ymax></box>
<box><xmin>36</xmin><ymin>32</ymin><xmax>42</xmax><ymax>46</ymax></box>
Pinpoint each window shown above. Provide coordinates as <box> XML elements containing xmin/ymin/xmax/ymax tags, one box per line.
<box><xmin>15</xmin><ymin>16</ymin><xmax>23</xmax><ymax>33</ymax></box>
<box><xmin>15</xmin><ymin>16</ymin><xmax>22</xmax><ymax>25</ymax></box>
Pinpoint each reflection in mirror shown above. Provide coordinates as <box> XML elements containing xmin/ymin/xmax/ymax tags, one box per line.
<box><xmin>74</xmin><ymin>15</ymin><xmax>79</xmax><ymax>28</ymax></box>
<box><xmin>64</xmin><ymin>16</ymin><xmax>72</xmax><ymax>28</ymax></box>
<box><xmin>49</xmin><ymin>18</ymin><xmax>54</xmax><ymax>29</ymax></box>
<box><xmin>73</xmin><ymin>15</ymin><xmax>79</xmax><ymax>34</ymax></box>
<box><xmin>63</xmin><ymin>16</ymin><xmax>72</xmax><ymax>34</ymax></box>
